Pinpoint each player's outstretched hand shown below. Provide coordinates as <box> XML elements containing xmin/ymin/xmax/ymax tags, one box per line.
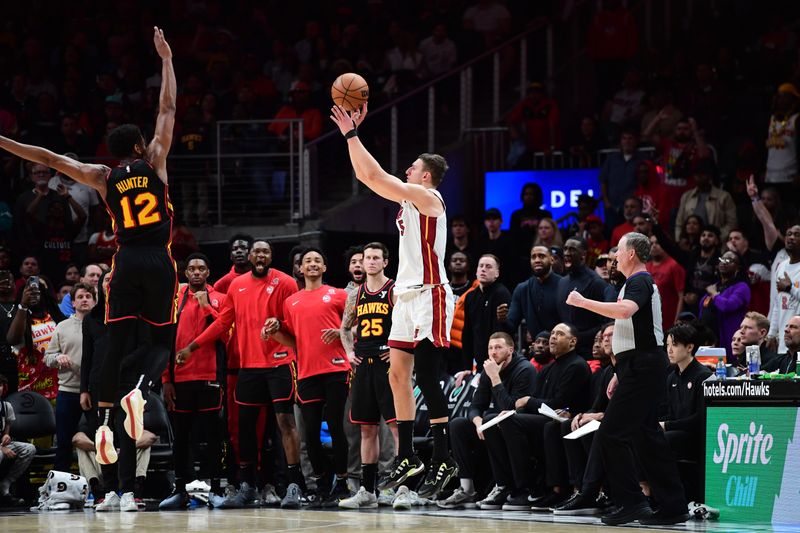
<box><xmin>330</xmin><ymin>105</ymin><xmax>356</xmax><ymax>136</ymax></box>
<box><xmin>153</xmin><ymin>26</ymin><xmax>172</xmax><ymax>60</ymax></box>
<box><xmin>350</xmin><ymin>103</ymin><xmax>368</xmax><ymax>128</ymax></box>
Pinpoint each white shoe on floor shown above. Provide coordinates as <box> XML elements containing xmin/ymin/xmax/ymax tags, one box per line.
<box><xmin>95</xmin><ymin>491</ymin><xmax>120</xmax><ymax>512</ymax></box>
<box><xmin>119</xmin><ymin>492</ymin><xmax>138</xmax><ymax>512</ymax></box>
<box><xmin>339</xmin><ymin>486</ymin><xmax>378</xmax><ymax>509</ymax></box>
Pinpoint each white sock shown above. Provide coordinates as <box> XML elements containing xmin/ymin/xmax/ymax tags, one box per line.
<box><xmin>460</xmin><ymin>478</ymin><xmax>475</xmax><ymax>495</ymax></box>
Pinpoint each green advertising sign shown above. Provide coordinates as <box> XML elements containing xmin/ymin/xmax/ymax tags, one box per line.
<box><xmin>706</xmin><ymin>407</ymin><xmax>800</xmax><ymax>523</ymax></box>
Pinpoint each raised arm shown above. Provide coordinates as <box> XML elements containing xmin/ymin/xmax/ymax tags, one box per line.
<box><xmin>147</xmin><ymin>27</ymin><xmax>176</xmax><ymax>184</ymax></box>
<box><xmin>329</xmin><ymin>104</ymin><xmax>443</xmax><ymax>216</ymax></box>
<box><xmin>0</xmin><ymin>137</ymin><xmax>108</xmax><ymax>196</ymax></box>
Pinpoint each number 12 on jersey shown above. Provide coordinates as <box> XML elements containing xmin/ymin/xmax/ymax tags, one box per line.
<box><xmin>119</xmin><ymin>192</ymin><xmax>162</xmax><ymax>228</ymax></box>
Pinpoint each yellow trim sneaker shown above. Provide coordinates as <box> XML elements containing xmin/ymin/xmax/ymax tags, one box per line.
<box><xmin>120</xmin><ymin>388</ymin><xmax>146</xmax><ymax>440</ymax></box>
<box><xmin>95</xmin><ymin>425</ymin><xmax>117</xmax><ymax>465</ymax></box>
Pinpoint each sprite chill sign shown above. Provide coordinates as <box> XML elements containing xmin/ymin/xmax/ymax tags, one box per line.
<box><xmin>706</xmin><ymin>407</ymin><xmax>800</xmax><ymax>523</ymax></box>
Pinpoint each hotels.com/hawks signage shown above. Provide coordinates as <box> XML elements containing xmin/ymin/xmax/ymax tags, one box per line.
<box><xmin>705</xmin><ymin>407</ymin><xmax>800</xmax><ymax>524</ymax></box>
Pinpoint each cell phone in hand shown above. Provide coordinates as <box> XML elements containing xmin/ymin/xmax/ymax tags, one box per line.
<box><xmin>28</xmin><ymin>276</ymin><xmax>39</xmax><ymax>289</ymax></box>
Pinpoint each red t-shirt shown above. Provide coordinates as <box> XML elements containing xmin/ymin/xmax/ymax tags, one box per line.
<box><xmin>194</xmin><ymin>269</ymin><xmax>298</xmax><ymax>369</ymax></box>
<box><xmin>214</xmin><ymin>265</ymin><xmax>247</xmax><ymax>369</ymax></box>
<box><xmin>166</xmin><ymin>284</ymin><xmax>226</xmax><ymax>383</ymax></box>
<box><xmin>611</xmin><ymin>221</ymin><xmax>635</xmax><ymax>247</ymax></box>
<box><xmin>647</xmin><ymin>257</ymin><xmax>685</xmax><ymax>329</ymax></box>
<box><xmin>282</xmin><ymin>285</ymin><xmax>349</xmax><ymax>380</ymax></box>
<box><xmin>653</xmin><ymin>139</ymin><xmax>698</xmax><ymax>223</ymax></box>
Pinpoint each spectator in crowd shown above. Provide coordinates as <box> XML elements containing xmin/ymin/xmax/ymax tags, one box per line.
<box><xmin>600</xmin><ymin>131</ymin><xmax>645</xmax><ymax>232</ymax></box>
<box><xmin>586</xmin><ymin>0</ymin><xmax>638</xmax><ymax>105</ymax></box>
<box><xmin>497</xmin><ymin>245</ymin><xmax>563</xmax><ymax>343</ymax></box>
<box><xmin>726</xmin><ymin>229</ymin><xmax>767</xmax><ymax>275</ymax></box>
<box><xmin>660</xmin><ymin>324</ymin><xmax>712</xmax><ymax>463</ymax></box>
<box><xmin>699</xmin><ymin>251</ymin><xmax>751</xmax><ymax>360</ymax></box>
<box><xmin>48</xmin><ymin>153</ymin><xmax>99</xmax><ymax>264</ymax></box>
<box><xmin>59</xmin><ymin>263</ymin><xmax>102</xmax><ymax>317</ymax></box>
<box><xmin>497</xmin><ymin>323</ymin><xmax>591</xmax><ymax>511</ymax></box>
<box><xmin>449</xmin><ymin>262</ymin><xmax>480</xmax><ymax>378</ymax></box>
<box><xmin>173</xmin><ymin>106</ymin><xmax>212</xmax><ymax>227</ymax></box>
<box><xmin>610</xmin><ymin>196</ymin><xmax>643</xmax><ymax>246</ymax></box>
<box><xmin>506</xmin><ymin>82</ymin><xmax>561</xmax><ymax>165</ymax></box>
<box><xmin>551</xmin><ymin>322</ymin><xmax>616</xmax><ymax>516</ymax></box>
<box><xmin>479</xmin><ymin>208</ymin><xmax>515</xmax><ymax>286</ymax></box>
<box><xmin>45</xmin><ymin>282</ymin><xmax>95</xmax><ymax>472</ymax></box>
<box><xmin>737</xmin><ymin>312</ymin><xmax>776</xmax><ymax>370</ymax></box>
<box><xmin>448</xmin><ymin>251</ymin><xmax>473</xmax><ymax>298</ymax></box>
<box><xmin>11</xmin><ymin>163</ymin><xmax>54</xmax><ymax>257</ymax></box>
<box><xmin>86</xmin><ymin>210</ymin><xmax>118</xmax><ymax>266</ymax></box>
<box><xmin>462</xmin><ymin>255</ymin><xmax>511</xmax><ymax>370</ymax></box>
<box><xmin>768</xmin><ymin>225</ymin><xmax>800</xmax><ymax>354</ymax></box>
<box><xmin>747</xmin><ymin>185</ymin><xmax>796</xmax><ymax>253</ymax></box>
<box><xmin>439</xmin><ymin>332</ymin><xmax>536</xmax><ymax>509</ymax></box>
<box><xmin>383</xmin><ymin>31</ymin><xmax>424</xmax><ymax>94</ymax></box>
<box><xmin>764</xmin><ymin>315</ymin><xmax>800</xmax><ymax>373</ymax></box>
<box><xmin>765</xmin><ymin>83</ymin><xmax>800</xmax><ymax>199</ymax></box>
<box><xmin>419</xmin><ymin>24</ymin><xmax>458</xmax><ymax>79</ymax></box>
<box><xmin>557</xmin><ymin>238</ymin><xmax>614</xmax><ymax>356</ymax></box>
<box><xmin>344</xmin><ymin>245</ymin><xmax>365</xmax><ymax>292</ymax></box>
<box><xmin>730</xmin><ymin>330</ymin><xmax>745</xmax><ymax>368</ymax></box>
<box><xmin>510</xmin><ymin>183</ymin><xmax>553</xmax><ymax>253</ymax></box>
<box><xmin>594</xmin><ymin>254</ymin><xmax>611</xmax><ymax>282</ymax></box>
<box><xmin>631</xmin><ymin>213</ymin><xmax>654</xmax><ymax>237</ymax></box>
<box><xmin>674</xmin><ymin>161</ymin><xmax>737</xmax><ymax>242</ymax></box>
<box><xmin>159</xmin><ymin>253</ymin><xmax>226</xmax><ymax>509</ymax></box>
<box><xmin>462</xmin><ymin>0</ymin><xmax>511</xmax><ymax>49</ymax></box>
<box><xmin>584</xmin><ymin>215</ymin><xmax>608</xmax><ymax>268</ymax></box>
<box><xmin>269</xmin><ymin>81</ymin><xmax>323</xmax><ymax>142</ymax></box>
<box><xmin>645</xmin><ymin>118</ymin><xmax>711</xmax><ymax>227</ymax></box>
<box><xmin>561</xmin><ymin>194</ymin><xmax>601</xmax><ymax>241</ymax></box>
<box><xmin>0</xmin><ymin>373</ymin><xmax>36</xmax><ymax>507</ymax></box>
<box><xmin>686</xmin><ymin>62</ymin><xmax>729</xmax><ymax>141</ymax></box>
<box><xmin>640</xmin><ymin>88</ymin><xmax>684</xmax><ymax>145</ymax></box>
<box><xmin>676</xmin><ymin>215</ymin><xmax>703</xmax><ymax>253</ymax></box>
<box><xmin>534</xmin><ymin>217</ymin><xmax>563</xmax><ymax>249</ymax></box>
<box><xmin>0</xmin><ymin>270</ymin><xmax>16</xmax><ymax>393</ymax></box>
<box><xmin>652</xmin><ymin>221</ymin><xmax>720</xmax><ymax>315</ymax></box>
<box><xmin>7</xmin><ymin>276</ymin><xmax>64</xmax><ymax>401</ymax></box>
<box><xmin>530</xmin><ymin>330</ymin><xmax>553</xmax><ymax>372</ymax></box>
<box><xmin>602</xmin><ymin>68</ymin><xmax>645</xmax><ymax>143</ymax></box>
<box><xmin>647</xmin><ymin>236</ymin><xmax>685</xmax><ymax>329</ymax></box>
<box><xmin>568</xmin><ymin>116</ymin><xmax>605</xmax><ymax>167</ymax></box>
<box><xmin>447</xmin><ymin>215</ymin><xmax>479</xmax><ymax>268</ymax></box>
<box><xmin>606</xmin><ymin>248</ymin><xmax>626</xmax><ymax>295</ymax></box>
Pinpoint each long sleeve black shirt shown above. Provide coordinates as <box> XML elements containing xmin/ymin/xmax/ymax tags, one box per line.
<box><xmin>499</xmin><ymin>271</ymin><xmax>563</xmax><ymax>339</ymax></box>
<box><xmin>521</xmin><ymin>350</ymin><xmax>592</xmax><ymax>414</ymax></box>
<box><xmin>660</xmin><ymin>358</ymin><xmax>712</xmax><ymax>432</ymax></box>
<box><xmin>556</xmin><ymin>266</ymin><xmax>614</xmax><ymax>356</ymax></box>
<box><xmin>462</xmin><ymin>281</ymin><xmax>512</xmax><ymax>368</ymax></box>
<box><xmin>467</xmin><ymin>353</ymin><xmax>537</xmax><ymax>420</ymax></box>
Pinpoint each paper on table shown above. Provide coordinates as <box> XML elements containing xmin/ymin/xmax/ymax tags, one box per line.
<box><xmin>538</xmin><ymin>403</ymin><xmax>569</xmax><ymax>422</ymax></box>
<box><xmin>563</xmin><ymin>419</ymin><xmax>601</xmax><ymax>440</ymax></box>
<box><xmin>477</xmin><ymin>410</ymin><xmax>515</xmax><ymax>433</ymax></box>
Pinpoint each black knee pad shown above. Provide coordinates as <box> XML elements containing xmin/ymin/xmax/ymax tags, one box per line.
<box><xmin>414</xmin><ymin>340</ymin><xmax>448</xmax><ymax>419</ymax></box>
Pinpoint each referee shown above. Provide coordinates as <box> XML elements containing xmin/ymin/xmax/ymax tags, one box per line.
<box><xmin>566</xmin><ymin>232</ymin><xmax>688</xmax><ymax>526</ymax></box>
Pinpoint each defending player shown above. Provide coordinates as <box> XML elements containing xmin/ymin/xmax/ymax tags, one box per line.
<box><xmin>0</xmin><ymin>27</ymin><xmax>177</xmax><ymax>464</ymax></box>
<box><xmin>338</xmin><ymin>242</ymin><xmax>399</xmax><ymax>509</ymax></box>
<box><xmin>330</xmin><ymin>105</ymin><xmax>457</xmax><ymax>498</ymax></box>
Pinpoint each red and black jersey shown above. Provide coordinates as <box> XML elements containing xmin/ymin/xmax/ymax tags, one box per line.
<box><xmin>104</xmin><ymin>159</ymin><xmax>173</xmax><ymax>247</ymax></box>
<box><xmin>283</xmin><ymin>285</ymin><xmax>348</xmax><ymax>379</ymax></box>
<box><xmin>213</xmin><ymin>265</ymin><xmax>248</xmax><ymax>369</ymax></box>
<box><xmin>354</xmin><ymin>279</ymin><xmax>394</xmax><ymax>355</ymax></box>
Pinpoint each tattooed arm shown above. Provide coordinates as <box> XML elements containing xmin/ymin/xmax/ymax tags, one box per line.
<box><xmin>340</xmin><ymin>289</ymin><xmax>360</xmax><ymax>365</ymax></box>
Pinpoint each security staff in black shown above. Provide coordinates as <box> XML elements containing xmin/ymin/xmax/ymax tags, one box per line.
<box><xmin>565</xmin><ymin>231</ymin><xmax>688</xmax><ymax>526</ymax></box>
<box><xmin>0</xmin><ymin>28</ymin><xmax>178</xmax><ymax>471</ymax></box>
<box><xmin>339</xmin><ymin>242</ymin><xmax>398</xmax><ymax>506</ymax></box>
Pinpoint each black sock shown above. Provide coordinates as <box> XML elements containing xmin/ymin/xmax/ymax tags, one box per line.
<box><xmin>174</xmin><ymin>477</ymin><xmax>187</xmax><ymax>493</ymax></box>
<box><xmin>210</xmin><ymin>478</ymin><xmax>221</xmax><ymax>495</ymax></box>
<box><xmin>240</xmin><ymin>463</ymin><xmax>256</xmax><ymax>486</ymax></box>
<box><xmin>287</xmin><ymin>464</ymin><xmax>306</xmax><ymax>491</ymax></box>
<box><xmin>362</xmin><ymin>463</ymin><xmax>377</xmax><ymax>493</ymax></box>
<box><xmin>98</xmin><ymin>406</ymin><xmax>113</xmax><ymax>427</ymax></box>
<box><xmin>397</xmin><ymin>420</ymin><xmax>415</xmax><ymax>459</ymax></box>
<box><xmin>430</xmin><ymin>422</ymin><xmax>449</xmax><ymax>461</ymax></box>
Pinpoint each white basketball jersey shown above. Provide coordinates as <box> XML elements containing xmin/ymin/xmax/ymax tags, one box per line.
<box><xmin>395</xmin><ymin>189</ymin><xmax>449</xmax><ymax>290</ymax></box>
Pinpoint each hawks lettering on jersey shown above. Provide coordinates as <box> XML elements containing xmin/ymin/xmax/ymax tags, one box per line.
<box><xmin>355</xmin><ymin>279</ymin><xmax>394</xmax><ymax>354</ymax></box>
<box><xmin>394</xmin><ymin>189</ymin><xmax>449</xmax><ymax>290</ymax></box>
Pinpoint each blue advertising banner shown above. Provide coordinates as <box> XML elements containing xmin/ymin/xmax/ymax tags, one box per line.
<box><xmin>484</xmin><ymin>169</ymin><xmax>603</xmax><ymax>230</ymax></box>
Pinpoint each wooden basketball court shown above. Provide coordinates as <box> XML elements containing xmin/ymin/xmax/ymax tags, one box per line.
<box><xmin>0</xmin><ymin>506</ymin><xmax>787</xmax><ymax>532</ymax></box>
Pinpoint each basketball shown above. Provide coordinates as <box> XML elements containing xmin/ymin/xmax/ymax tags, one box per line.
<box><xmin>331</xmin><ymin>72</ymin><xmax>369</xmax><ymax>111</ymax></box>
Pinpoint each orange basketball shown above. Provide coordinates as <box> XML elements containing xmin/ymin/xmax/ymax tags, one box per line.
<box><xmin>331</xmin><ymin>72</ymin><xmax>369</xmax><ymax>111</ymax></box>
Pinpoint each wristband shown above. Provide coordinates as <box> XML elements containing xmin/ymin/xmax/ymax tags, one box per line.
<box><xmin>344</xmin><ymin>128</ymin><xmax>358</xmax><ymax>140</ymax></box>
<box><xmin>17</xmin><ymin>304</ymin><xmax>28</xmax><ymax>312</ymax></box>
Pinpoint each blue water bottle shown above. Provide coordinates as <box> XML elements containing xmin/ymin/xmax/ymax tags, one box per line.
<box><xmin>715</xmin><ymin>358</ymin><xmax>726</xmax><ymax>380</ymax></box>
